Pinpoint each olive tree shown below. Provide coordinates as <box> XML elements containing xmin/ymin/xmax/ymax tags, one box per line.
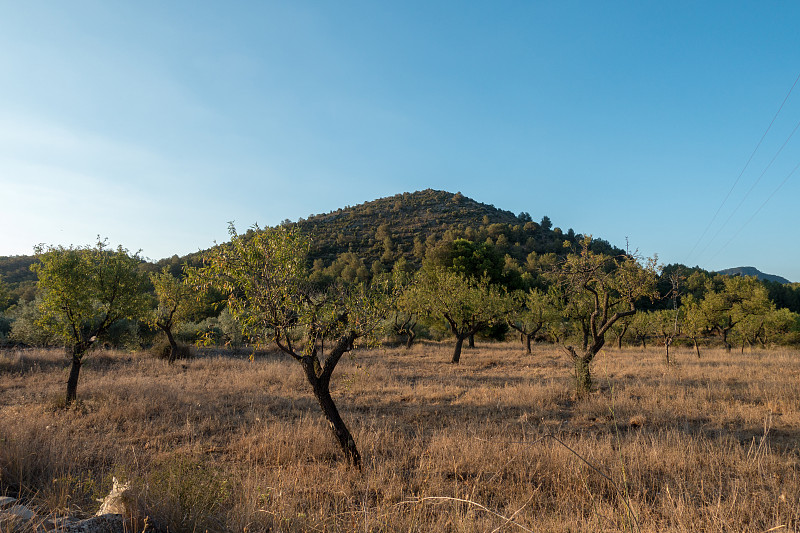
<box><xmin>187</xmin><ymin>224</ymin><xmax>391</xmax><ymax>468</ymax></box>
<box><xmin>32</xmin><ymin>241</ymin><xmax>150</xmax><ymax>405</ymax></box>
<box><xmin>557</xmin><ymin>238</ymin><xmax>658</xmax><ymax>395</ymax></box>
<box><xmin>407</xmin><ymin>266</ymin><xmax>507</xmax><ymax>363</ymax></box>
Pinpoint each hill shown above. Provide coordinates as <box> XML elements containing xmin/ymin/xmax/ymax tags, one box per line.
<box><xmin>0</xmin><ymin>189</ymin><xmax>622</xmax><ymax>305</ymax></box>
<box><xmin>296</xmin><ymin>189</ymin><xmax>621</xmax><ymax>268</ymax></box>
<box><xmin>717</xmin><ymin>266</ymin><xmax>792</xmax><ymax>284</ymax></box>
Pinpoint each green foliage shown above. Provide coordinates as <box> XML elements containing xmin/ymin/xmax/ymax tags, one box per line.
<box><xmin>409</xmin><ymin>267</ymin><xmax>506</xmax><ymax>335</ymax></box>
<box><xmin>0</xmin><ymin>274</ymin><xmax>10</xmax><ymax>312</ymax></box>
<box><xmin>762</xmin><ymin>307</ymin><xmax>800</xmax><ymax>344</ymax></box>
<box><xmin>9</xmin><ymin>298</ymin><xmax>58</xmax><ymax>346</ymax></box>
<box><xmin>699</xmin><ymin>275</ymin><xmax>773</xmax><ymax>351</ymax></box>
<box><xmin>149</xmin><ymin>267</ymin><xmax>198</xmax><ymax>330</ymax></box>
<box><xmin>405</xmin><ymin>265</ymin><xmax>507</xmax><ymax>362</ymax></box>
<box><xmin>680</xmin><ymin>294</ymin><xmax>706</xmax><ymax>337</ymax></box>
<box><xmin>556</xmin><ymin>237</ymin><xmax>659</xmax><ymax>393</ymax></box>
<box><xmin>188</xmin><ymin>223</ymin><xmax>395</xmax><ymax>467</ymax></box>
<box><xmin>32</xmin><ymin>240</ymin><xmax>150</xmax><ymax>356</ymax></box>
<box><xmin>0</xmin><ymin>313</ymin><xmax>10</xmax><ymax>345</ymax></box>
<box><xmin>505</xmin><ymin>287</ymin><xmax>561</xmax><ymax>351</ymax></box>
<box><xmin>426</xmin><ymin>238</ymin><xmax>505</xmax><ymax>284</ymax></box>
<box><xmin>0</xmin><ymin>255</ymin><xmax>38</xmax><ymax>297</ymax></box>
<box><xmin>187</xmin><ymin>223</ymin><xmax>396</xmax><ymax>358</ymax></box>
<box><xmin>763</xmin><ymin>280</ymin><xmax>800</xmax><ymax>314</ymax></box>
<box><xmin>187</xmin><ymin>224</ymin><xmax>312</xmax><ymax>348</ymax></box>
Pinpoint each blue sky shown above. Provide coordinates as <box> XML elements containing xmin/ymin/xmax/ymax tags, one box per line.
<box><xmin>2</xmin><ymin>2</ymin><xmax>800</xmax><ymax>281</ymax></box>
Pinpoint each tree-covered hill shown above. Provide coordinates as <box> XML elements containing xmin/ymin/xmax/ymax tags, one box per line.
<box><xmin>0</xmin><ymin>255</ymin><xmax>38</xmax><ymax>303</ymax></box>
<box><xmin>296</xmin><ymin>189</ymin><xmax>621</xmax><ymax>269</ymax></box>
<box><xmin>0</xmin><ymin>189</ymin><xmax>618</xmax><ymax>306</ymax></box>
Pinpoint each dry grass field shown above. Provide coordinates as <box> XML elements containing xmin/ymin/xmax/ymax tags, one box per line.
<box><xmin>1</xmin><ymin>341</ymin><xmax>799</xmax><ymax>532</ymax></box>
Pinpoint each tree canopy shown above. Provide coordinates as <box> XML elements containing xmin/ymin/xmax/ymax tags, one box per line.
<box><xmin>32</xmin><ymin>240</ymin><xmax>150</xmax><ymax>404</ymax></box>
<box><xmin>187</xmin><ymin>224</ymin><xmax>394</xmax><ymax>467</ymax></box>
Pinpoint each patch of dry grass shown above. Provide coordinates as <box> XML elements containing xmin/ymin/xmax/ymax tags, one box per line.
<box><xmin>1</xmin><ymin>342</ymin><xmax>799</xmax><ymax>532</ymax></box>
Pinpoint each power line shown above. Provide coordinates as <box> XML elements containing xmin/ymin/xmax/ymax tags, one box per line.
<box><xmin>707</xmin><ymin>158</ymin><xmax>800</xmax><ymax>265</ymax></box>
<box><xmin>684</xmin><ymin>71</ymin><xmax>800</xmax><ymax>264</ymax></box>
<box><xmin>694</xmin><ymin>114</ymin><xmax>800</xmax><ymax>261</ymax></box>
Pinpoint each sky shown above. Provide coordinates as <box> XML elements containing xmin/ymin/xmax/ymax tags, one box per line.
<box><xmin>2</xmin><ymin>2</ymin><xmax>800</xmax><ymax>281</ymax></box>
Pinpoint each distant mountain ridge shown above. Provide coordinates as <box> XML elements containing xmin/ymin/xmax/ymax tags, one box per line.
<box><xmin>717</xmin><ymin>266</ymin><xmax>792</xmax><ymax>284</ymax></box>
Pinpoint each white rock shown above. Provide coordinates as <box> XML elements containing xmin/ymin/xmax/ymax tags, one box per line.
<box><xmin>0</xmin><ymin>496</ymin><xmax>17</xmax><ymax>509</ymax></box>
<box><xmin>96</xmin><ymin>477</ymin><xmax>132</xmax><ymax>517</ymax></box>
<box><xmin>62</xmin><ymin>514</ymin><xmax>125</xmax><ymax>533</ymax></box>
<box><xmin>5</xmin><ymin>503</ymin><xmax>36</xmax><ymax>520</ymax></box>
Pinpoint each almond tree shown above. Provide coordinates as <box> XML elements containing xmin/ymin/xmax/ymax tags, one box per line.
<box><xmin>149</xmin><ymin>267</ymin><xmax>199</xmax><ymax>362</ymax></box>
<box><xmin>700</xmin><ymin>275</ymin><xmax>772</xmax><ymax>352</ymax></box>
<box><xmin>407</xmin><ymin>266</ymin><xmax>506</xmax><ymax>363</ymax></box>
<box><xmin>32</xmin><ymin>241</ymin><xmax>150</xmax><ymax>405</ymax></box>
<box><xmin>505</xmin><ymin>287</ymin><xmax>558</xmax><ymax>354</ymax></box>
<box><xmin>187</xmin><ymin>224</ymin><xmax>391</xmax><ymax>468</ymax></box>
<box><xmin>651</xmin><ymin>309</ymin><xmax>682</xmax><ymax>364</ymax></box>
<box><xmin>390</xmin><ymin>259</ymin><xmax>419</xmax><ymax>348</ymax></box>
<box><xmin>556</xmin><ymin>238</ymin><xmax>658</xmax><ymax>395</ymax></box>
<box><xmin>627</xmin><ymin>311</ymin><xmax>652</xmax><ymax>349</ymax></box>
<box><xmin>681</xmin><ymin>294</ymin><xmax>708</xmax><ymax>357</ymax></box>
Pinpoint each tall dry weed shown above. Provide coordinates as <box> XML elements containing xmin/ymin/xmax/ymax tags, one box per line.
<box><xmin>0</xmin><ymin>343</ymin><xmax>798</xmax><ymax>531</ymax></box>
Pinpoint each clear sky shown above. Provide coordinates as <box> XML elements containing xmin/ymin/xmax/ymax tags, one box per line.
<box><xmin>2</xmin><ymin>2</ymin><xmax>799</xmax><ymax>281</ymax></box>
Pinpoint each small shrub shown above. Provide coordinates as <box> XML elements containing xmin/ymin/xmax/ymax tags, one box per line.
<box><xmin>138</xmin><ymin>456</ymin><xmax>230</xmax><ymax>533</ymax></box>
<box><xmin>149</xmin><ymin>336</ymin><xmax>194</xmax><ymax>361</ymax></box>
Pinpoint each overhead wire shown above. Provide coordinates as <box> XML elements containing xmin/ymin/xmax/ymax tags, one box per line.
<box><xmin>707</xmin><ymin>158</ymin><xmax>800</xmax><ymax>264</ymax></box>
<box><xmin>684</xmin><ymin>71</ymin><xmax>800</xmax><ymax>264</ymax></box>
<box><xmin>694</xmin><ymin>114</ymin><xmax>800</xmax><ymax>261</ymax></box>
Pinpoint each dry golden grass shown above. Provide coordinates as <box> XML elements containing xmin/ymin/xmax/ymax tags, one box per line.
<box><xmin>1</xmin><ymin>341</ymin><xmax>799</xmax><ymax>532</ymax></box>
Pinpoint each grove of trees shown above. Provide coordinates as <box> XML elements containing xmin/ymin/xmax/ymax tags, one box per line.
<box><xmin>3</xmin><ymin>191</ymin><xmax>800</xmax><ymax>464</ymax></box>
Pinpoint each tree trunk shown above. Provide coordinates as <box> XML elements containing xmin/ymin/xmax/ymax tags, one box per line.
<box><xmin>693</xmin><ymin>337</ymin><xmax>701</xmax><ymax>358</ymax></box>
<box><xmin>664</xmin><ymin>338</ymin><xmax>671</xmax><ymax>365</ymax></box>
<box><xmin>66</xmin><ymin>354</ymin><xmax>82</xmax><ymax>406</ymax></box>
<box><xmin>468</xmin><ymin>334</ymin><xmax>475</xmax><ymax>348</ymax></box>
<box><xmin>404</xmin><ymin>327</ymin><xmax>416</xmax><ymax>349</ymax></box>
<box><xmin>525</xmin><ymin>334</ymin><xmax>532</xmax><ymax>355</ymax></box>
<box><xmin>617</xmin><ymin>322</ymin><xmax>629</xmax><ymax>349</ymax></box>
<box><xmin>301</xmin><ymin>359</ymin><xmax>361</xmax><ymax>468</ymax></box>
<box><xmin>573</xmin><ymin>351</ymin><xmax>592</xmax><ymax>396</ymax></box>
<box><xmin>312</xmin><ymin>380</ymin><xmax>360</xmax><ymax>468</ymax></box>
<box><xmin>162</xmin><ymin>326</ymin><xmax>178</xmax><ymax>363</ymax></box>
<box><xmin>452</xmin><ymin>335</ymin><xmax>466</xmax><ymax>364</ymax></box>
<box><xmin>66</xmin><ymin>341</ymin><xmax>90</xmax><ymax>406</ymax></box>
<box><xmin>722</xmin><ymin>328</ymin><xmax>732</xmax><ymax>352</ymax></box>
